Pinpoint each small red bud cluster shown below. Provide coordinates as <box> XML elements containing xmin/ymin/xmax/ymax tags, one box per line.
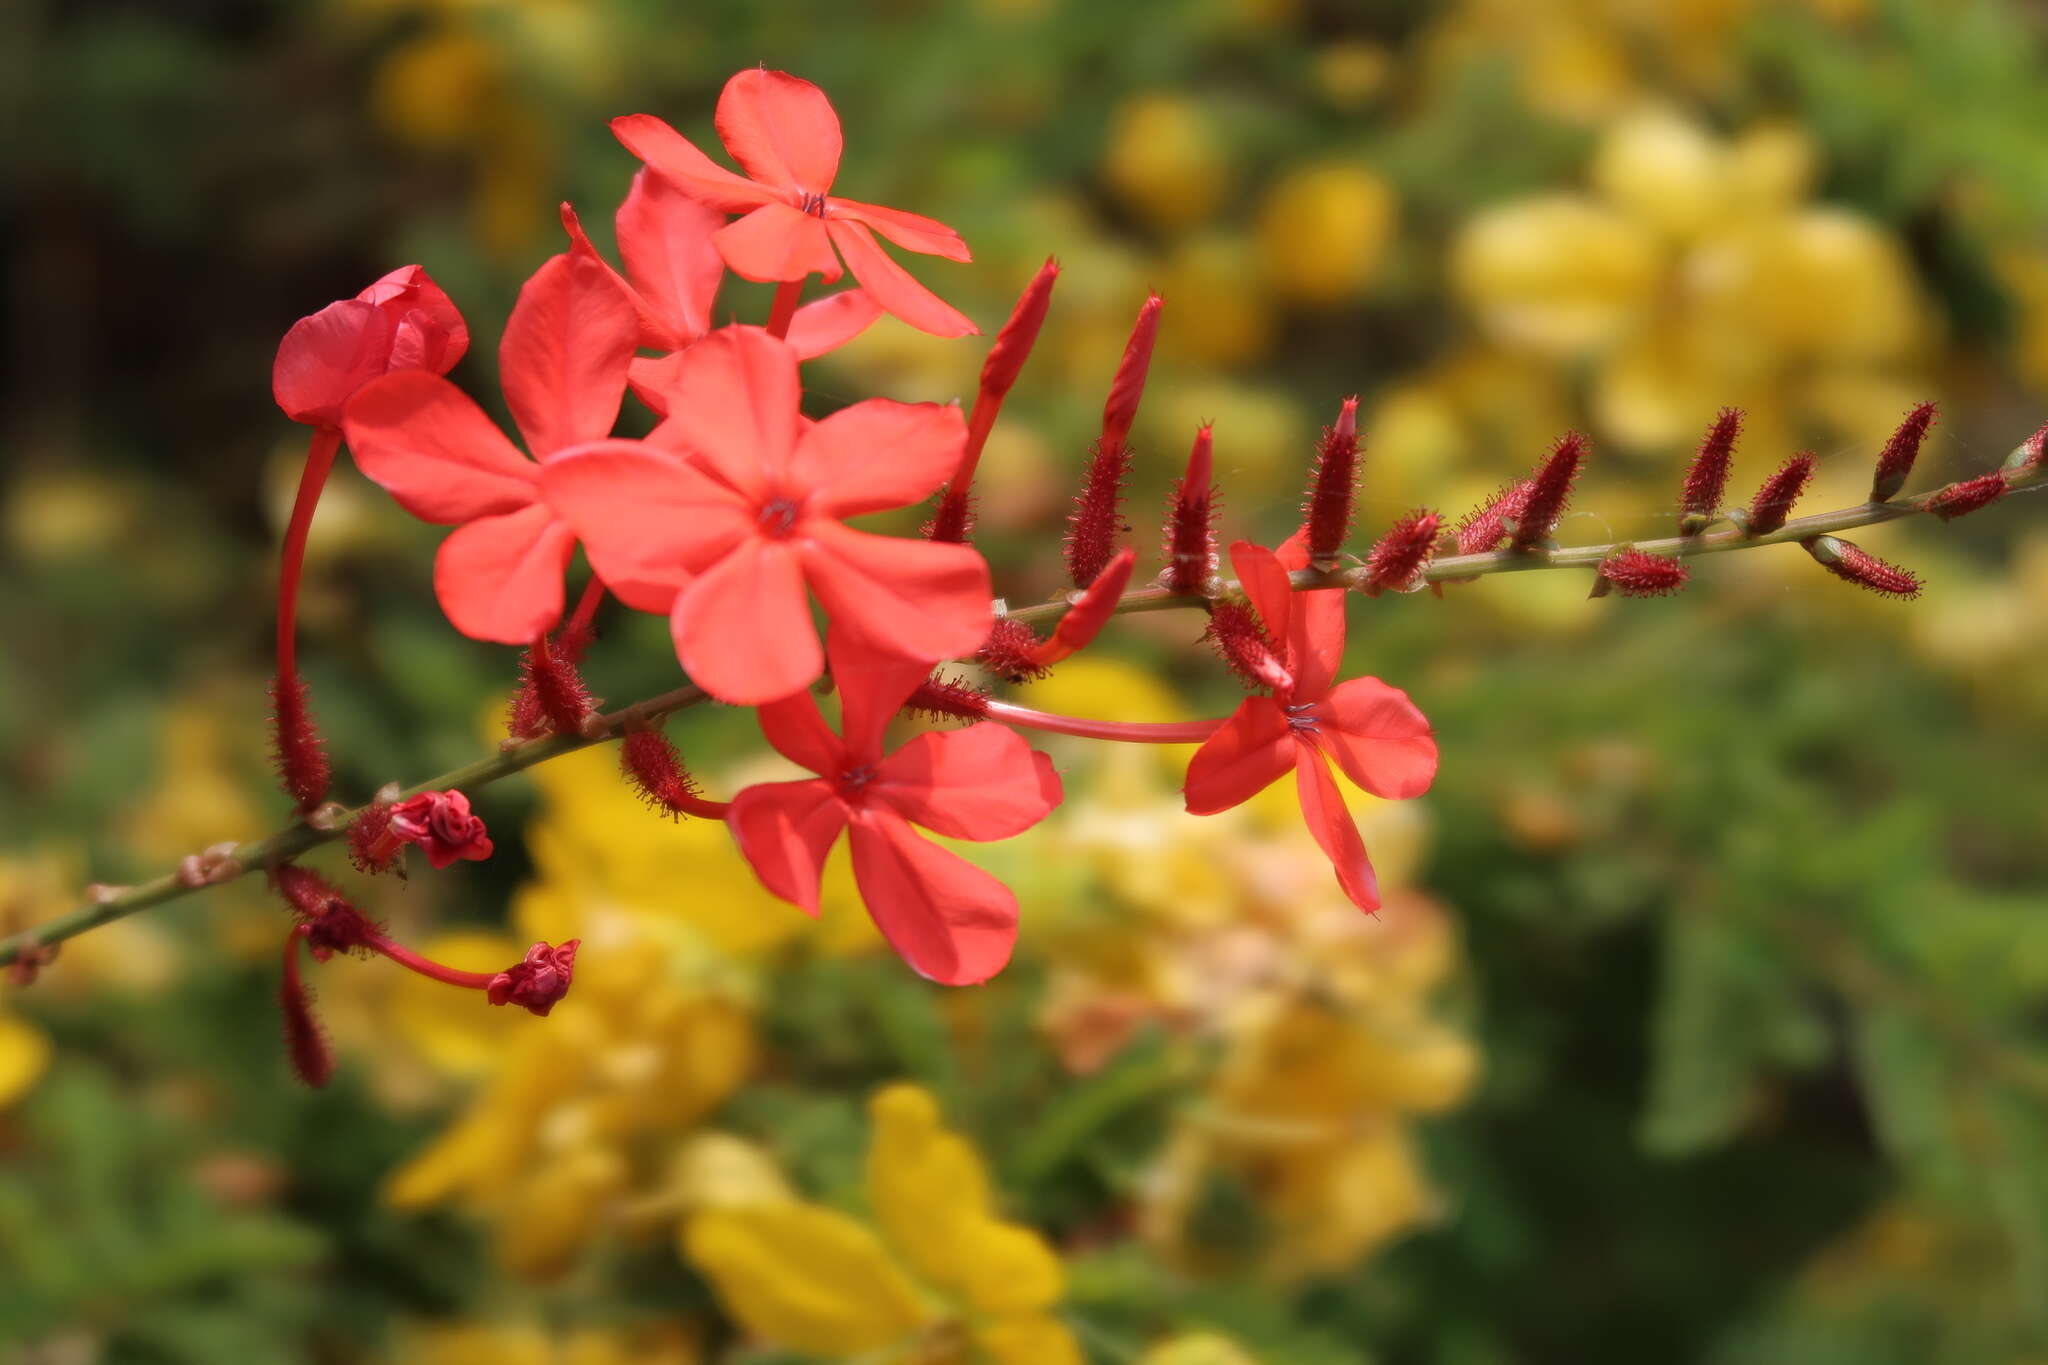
<box><xmin>1871</xmin><ymin>402</ymin><xmax>1937</xmax><ymax>502</ymax></box>
<box><xmin>1162</xmin><ymin>424</ymin><xmax>1218</xmax><ymax>595</ymax></box>
<box><xmin>1803</xmin><ymin>536</ymin><xmax>1922</xmax><ymax>598</ymax></box>
<box><xmin>1926</xmin><ymin>472</ymin><xmax>2008</xmax><ymax>522</ymax></box>
<box><xmin>1066</xmin><ymin>293</ymin><xmax>1162</xmax><ymax>587</ymax></box>
<box><xmin>1205</xmin><ymin>598</ymin><xmax>1292</xmax><ymax>693</ymax></box>
<box><xmin>1301</xmin><ymin>397</ymin><xmax>1362</xmax><ymax>565</ymax></box>
<box><xmin>509</xmin><ymin>622</ymin><xmax>598</xmax><ymax>739</ymax></box>
<box><xmin>1361</xmin><ymin>510</ymin><xmax>1442</xmax><ymax>596</ymax></box>
<box><xmin>1597</xmin><ymin>549</ymin><xmax>1690</xmax><ymax>598</ymax></box>
<box><xmin>620</xmin><ymin>727</ymin><xmax>727</xmax><ymax>819</ymax></box>
<box><xmin>1511</xmin><ymin>431</ymin><xmax>1588</xmax><ymax>550</ymax></box>
<box><xmin>1679</xmin><ymin>407</ymin><xmax>1743</xmax><ymax>531</ymax></box>
<box><xmin>929</xmin><ymin>258</ymin><xmax>1060</xmax><ymax>544</ymax></box>
<box><xmin>1745</xmin><ymin>453</ymin><xmax>1817</xmax><ymax>536</ymax></box>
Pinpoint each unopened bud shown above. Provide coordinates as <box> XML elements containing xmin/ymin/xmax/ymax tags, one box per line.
<box><xmin>1870</xmin><ymin>402</ymin><xmax>1936</xmax><ymax>502</ymax></box>
<box><xmin>1803</xmin><ymin>536</ymin><xmax>1922</xmax><ymax>598</ymax></box>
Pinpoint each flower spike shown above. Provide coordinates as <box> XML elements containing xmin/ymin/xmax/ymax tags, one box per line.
<box><xmin>1066</xmin><ymin>292</ymin><xmax>1163</xmax><ymax>587</ymax></box>
<box><xmin>1871</xmin><ymin>401</ymin><xmax>1936</xmax><ymax>502</ymax></box>
<box><xmin>1926</xmin><ymin>472</ymin><xmax>2008</xmax><ymax>522</ymax></box>
<box><xmin>1302</xmin><ymin>397</ymin><xmax>1362</xmax><ymax>566</ymax></box>
<box><xmin>620</xmin><ymin>727</ymin><xmax>729</xmax><ymax>819</ymax></box>
<box><xmin>1744</xmin><ymin>453</ymin><xmax>1817</xmax><ymax>536</ymax></box>
<box><xmin>1162</xmin><ymin>423</ymin><xmax>1218</xmax><ymax>595</ymax></box>
<box><xmin>1680</xmin><ymin>407</ymin><xmax>1743</xmax><ymax>533</ymax></box>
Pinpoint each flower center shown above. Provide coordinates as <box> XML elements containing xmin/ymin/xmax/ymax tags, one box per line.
<box><xmin>835</xmin><ymin>764</ymin><xmax>875</xmax><ymax>801</ymax></box>
<box><xmin>1285</xmin><ymin>702</ymin><xmax>1320</xmax><ymax>734</ymax></box>
<box><xmin>757</xmin><ymin>497</ymin><xmax>802</xmax><ymax>538</ymax></box>
<box><xmin>797</xmin><ymin>190</ymin><xmax>828</xmax><ymax>218</ymax></box>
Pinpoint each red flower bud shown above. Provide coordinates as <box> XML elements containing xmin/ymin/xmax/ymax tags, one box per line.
<box><xmin>1679</xmin><ymin>407</ymin><xmax>1743</xmax><ymax>529</ymax></box>
<box><xmin>1101</xmin><ymin>292</ymin><xmax>1163</xmax><ymax>453</ymax></box>
<box><xmin>1067</xmin><ymin>293</ymin><xmax>1163</xmax><ymax>586</ymax></box>
<box><xmin>347</xmin><ymin>800</ymin><xmax>398</xmax><ymax>875</ymax></box>
<box><xmin>1596</xmin><ymin>548</ymin><xmax>1690</xmax><ymax>597</ymax></box>
<box><xmin>620</xmin><ymin>727</ymin><xmax>726</xmax><ymax>819</ymax></box>
<box><xmin>1301</xmin><ymin>397</ymin><xmax>1362</xmax><ymax>564</ymax></box>
<box><xmin>1803</xmin><ymin>536</ymin><xmax>1922</xmax><ymax>598</ymax></box>
<box><xmin>1456</xmin><ymin>480</ymin><xmax>1531</xmax><ymax>555</ymax></box>
<box><xmin>1362</xmin><ymin>509</ymin><xmax>1442</xmax><ymax>595</ymax></box>
<box><xmin>905</xmin><ymin>674</ymin><xmax>992</xmax><ymax>723</ymax></box>
<box><xmin>386</xmin><ymin>790</ymin><xmax>493</xmax><ymax>870</ymax></box>
<box><xmin>269</xmin><ymin>670</ymin><xmax>331</xmax><ymax>813</ymax></box>
<box><xmin>1205</xmin><ymin>598</ymin><xmax>1293</xmax><ymax>693</ymax></box>
<box><xmin>1033</xmin><ymin>550</ymin><xmax>1136</xmax><ymax>667</ymax></box>
<box><xmin>487</xmin><ymin>940</ymin><xmax>580</xmax><ymax>1017</ymax></box>
<box><xmin>271</xmin><ymin>266</ymin><xmax>467</xmax><ymax>429</ymax></box>
<box><xmin>1744</xmin><ymin>453</ymin><xmax>1816</xmax><ymax>536</ymax></box>
<box><xmin>1925</xmin><ymin>471</ymin><xmax>2008</xmax><ymax>522</ymax></box>
<box><xmin>279</xmin><ymin>930</ymin><xmax>333</xmax><ymax>1089</ymax></box>
<box><xmin>1510</xmin><ymin>431</ymin><xmax>1587</xmax><ymax>550</ymax></box>
<box><xmin>2005</xmin><ymin>421</ymin><xmax>2048</xmax><ymax>473</ymax></box>
<box><xmin>1162</xmin><ymin>424</ymin><xmax>1218</xmax><ymax>596</ymax></box>
<box><xmin>1870</xmin><ymin>401</ymin><xmax>1936</xmax><ymax>502</ymax></box>
<box><xmin>930</xmin><ymin>258</ymin><xmax>1062</xmax><ymax>545</ymax></box>
<box><xmin>976</xmin><ymin>617</ymin><xmax>1051</xmax><ymax>684</ymax></box>
<box><xmin>508</xmin><ymin>623</ymin><xmax>597</xmax><ymax>740</ymax></box>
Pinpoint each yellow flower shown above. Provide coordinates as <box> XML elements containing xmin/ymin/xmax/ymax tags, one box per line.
<box><xmin>1101</xmin><ymin>93</ymin><xmax>1233</xmax><ymax>231</ymax></box>
<box><xmin>683</xmin><ymin>1084</ymin><xmax>1084</xmax><ymax>1364</ymax></box>
<box><xmin>391</xmin><ymin>1320</ymin><xmax>698</xmax><ymax>1365</ymax></box>
<box><xmin>0</xmin><ymin>1010</ymin><xmax>50</xmax><ymax>1109</ymax></box>
<box><xmin>1256</xmin><ymin>162</ymin><xmax>1398</xmax><ymax>305</ymax></box>
<box><xmin>1142</xmin><ymin>1333</ymin><xmax>1263</xmax><ymax>1365</ymax></box>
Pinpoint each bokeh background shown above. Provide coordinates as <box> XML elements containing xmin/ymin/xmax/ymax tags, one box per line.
<box><xmin>5</xmin><ymin>0</ymin><xmax>2048</xmax><ymax>1361</ymax></box>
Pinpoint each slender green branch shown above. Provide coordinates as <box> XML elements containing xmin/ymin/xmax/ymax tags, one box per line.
<box><xmin>0</xmin><ymin>685</ymin><xmax>707</xmax><ymax>968</ymax></box>
<box><xmin>6</xmin><ymin>458</ymin><xmax>2037</xmax><ymax>968</ymax></box>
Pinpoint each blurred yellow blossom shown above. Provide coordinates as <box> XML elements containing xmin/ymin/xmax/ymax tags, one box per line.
<box><xmin>1102</xmin><ymin>92</ymin><xmax>1233</xmax><ymax>231</ymax></box>
<box><xmin>1256</xmin><ymin>162</ymin><xmax>1398</xmax><ymax>306</ymax></box>
<box><xmin>684</xmin><ymin>1084</ymin><xmax>1084</xmax><ymax>1364</ymax></box>
<box><xmin>1142</xmin><ymin>1334</ymin><xmax>1263</xmax><ymax>1365</ymax></box>
<box><xmin>391</xmin><ymin>1319</ymin><xmax>698</xmax><ymax>1365</ymax></box>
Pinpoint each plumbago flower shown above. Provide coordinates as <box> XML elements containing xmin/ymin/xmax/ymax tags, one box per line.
<box><xmin>1185</xmin><ymin>537</ymin><xmax>1439</xmax><ymax>911</ymax></box>
<box><xmin>342</xmin><ymin>250</ymin><xmax>637</xmax><ymax>643</ymax></box>
<box><xmin>542</xmin><ymin>325</ymin><xmax>991</xmax><ymax>704</ymax></box>
<box><xmin>723</xmin><ymin>634</ymin><xmax>1063</xmax><ymax>985</ymax></box>
<box><xmin>557</xmin><ymin>167</ymin><xmax>882</xmax><ymax>416</ymax></box>
<box><xmin>614</xmin><ymin>68</ymin><xmax>976</xmax><ymax>337</ymax></box>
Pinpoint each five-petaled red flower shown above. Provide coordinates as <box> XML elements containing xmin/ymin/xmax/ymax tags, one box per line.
<box><xmin>725</xmin><ymin>635</ymin><xmax>1063</xmax><ymax>985</ymax></box>
<box><xmin>341</xmin><ymin>250</ymin><xmax>638</xmax><ymax>643</ymax></box>
<box><xmin>1183</xmin><ymin>538</ymin><xmax>1438</xmax><ymax>912</ymax></box>
<box><xmin>542</xmin><ymin>325</ymin><xmax>992</xmax><ymax>705</ymax></box>
<box><xmin>273</xmin><ymin>265</ymin><xmax>468</xmax><ymax>429</ymax></box>
<box><xmin>613</xmin><ymin>68</ymin><xmax>977</xmax><ymax>338</ymax></box>
<box><xmin>386</xmin><ymin>789</ymin><xmax>495</xmax><ymax>869</ymax></box>
<box><xmin>558</xmin><ymin>169</ymin><xmax>882</xmax><ymax>416</ymax></box>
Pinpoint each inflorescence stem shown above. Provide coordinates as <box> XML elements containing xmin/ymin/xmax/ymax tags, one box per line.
<box><xmin>5</xmin><ymin>461</ymin><xmax>2037</xmax><ymax>970</ymax></box>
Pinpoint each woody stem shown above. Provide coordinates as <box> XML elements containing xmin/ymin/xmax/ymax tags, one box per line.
<box><xmin>276</xmin><ymin>425</ymin><xmax>342</xmax><ymax>680</ymax></box>
<box><xmin>765</xmin><ymin>278</ymin><xmax>805</xmax><ymax>340</ymax></box>
<box><xmin>980</xmin><ymin>700</ymin><xmax>1222</xmax><ymax>744</ymax></box>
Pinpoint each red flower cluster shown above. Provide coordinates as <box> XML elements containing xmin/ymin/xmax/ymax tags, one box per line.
<box><xmin>263</xmin><ymin>67</ymin><xmax>1452</xmax><ymax>1065</ymax></box>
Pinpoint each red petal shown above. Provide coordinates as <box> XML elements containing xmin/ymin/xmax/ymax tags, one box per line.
<box><xmin>825</xmin><ymin>220</ymin><xmax>977</xmax><ymax>338</ymax></box>
<box><xmin>792</xmin><ymin>398</ymin><xmax>965</xmax><ymax>519</ymax></box>
<box><xmin>342</xmin><ymin>370</ymin><xmax>536</xmax><ymax>523</ymax></box>
<box><xmin>1272</xmin><ymin>527</ymin><xmax>1343</xmax><ymax>695</ymax></box>
<box><xmin>755</xmin><ymin>688</ymin><xmax>845</xmax><ymax>777</ymax></box>
<box><xmin>617</xmin><ymin>167</ymin><xmax>725</xmax><ymax>343</ymax></box>
<box><xmin>361</xmin><ymin>265</ymin><xmax>468</xmax><ymax>369</ymax></box>
<box><xmin>1294</xmin><ymin>747</ymin><xmax>1380</xmax><ymax>912</ymax></box>
<box><xmin>626</xmin><ymin>353</ymin><xmax>685</xmax><ymax>419</ymax></box>
<box><xmin>560</xmin><ymin>198</ymin><xmax>687</xmax><ymax>352</ymax></box>
<box><xmin>499</xmin><ymin>252</ymin><xmax>638</xmax><ymax>457</ymax></box>
<box><xmin>1183</xmin><ymin>696</ymin><xmax>1294</xmax><ymax>815</ymax></box>
<box><xmin>273</xmin><ymin>299</ymin><xmax>392</xmax><ymax>426</ymax></box>
<box><xmin>786</xmin><ymin>288</ymin><xmax>883</xmax><ymax>359</ymax></box>
<box><xmin>798</xmin><ymin>520</ymin><xmax>992</xmax><ymax>664</ymax></box>
<box><xmin>1228</xmin><ymin>540</ymin><xmax>1294</xmax><ymax>644</ymax></box>
<box><xmin>434</xmin><ymin>503</ymin><xmax>575</xmax><ymax>644</ymax></box>
<box><xmin>828</xmin><ymin>198</ymin><xmax>972</xmax><ymax>262</ymax></box>
<box><xmin>824</xmin><ymin>630</ymin><xmax>941</xmax><ymax>762</ymax></box>
<box><xmin>847</xmin><ymin>812</ymin><xmax>1017</xmax><ymax>984</ymax></box>
<box><xmin>539</xmin><ymin>441</ymin><xmax>750</xmax><ymax>613</ymax></box>
<box><xmin>1313</xmin><ymin>677</ymin><xmax>1438</xmax><ymax>800</ymax></box>
<box><xmin>713</xmin><ymin>203</ymin><xmax>843</xmax><ymax>284</ymax></box>
<box><xmin>874</xmin><ymin>723</ymin><xmax>1063</xmax><ymax>840</ymax></box>
<box><xmin>646</xmin><ymin>325</ymin><xmax>799</xmax><ymax>497</ymax></box>
<box><xmin>670</xmin><ymin>537</ymin><xmax>823</xmax><ymax>705</ymax></box>
<box><xmin>611</xmin><ymin>114</ymin><xmax>782</xmax><ymax>212</ymax></box>
<box><xmin>715</xmin><ymin>68</ymin><xmax>843</xmax><ymax>193</ymax></box>
<box><xmin>726</xmin><ymin>779</ymin><xmax>847</xmax><ymax>914</ymax></box>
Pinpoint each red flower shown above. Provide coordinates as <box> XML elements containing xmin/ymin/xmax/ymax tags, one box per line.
<box><xmin>341</xmin><ymin>251</ymin><xmax>638</xmax><ymax>643</ymax></box>
<box><xmin>558</xmin><ymin>170</ymin><xmax>881</xmax><ymax>417</ymax></box>
<box><xmin>272</xmin><ymin>265</ymin><xmax>468</xmax><ymax>428</ymax></box>
<box><xmin>1183</xmin><ymin>538</ymin><xmax>1437</xmax><ymax>912</ymax></box>
<box><xmin>613</xmin><ymin>69</ymin><xmax>976</xmax><ymax>337</ymax></box>
<box><xmin>487</xmin><ymin>940</ymin><xmax>580</xmax><ymax>1016</ymax></box>
<box><xmin>541</xmin><ymin>325</ymin><xmax>991</xmax><ymax>705</ymax></box>
<box><xmin>386</xmin><ymin>789</ymin><xmax>495</xmax><ymax>869</ymax></box>
<box><xmin>726</xmin><ymin>635</ymin><xmax>1063</xmax><ymax>984</ymax></box>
